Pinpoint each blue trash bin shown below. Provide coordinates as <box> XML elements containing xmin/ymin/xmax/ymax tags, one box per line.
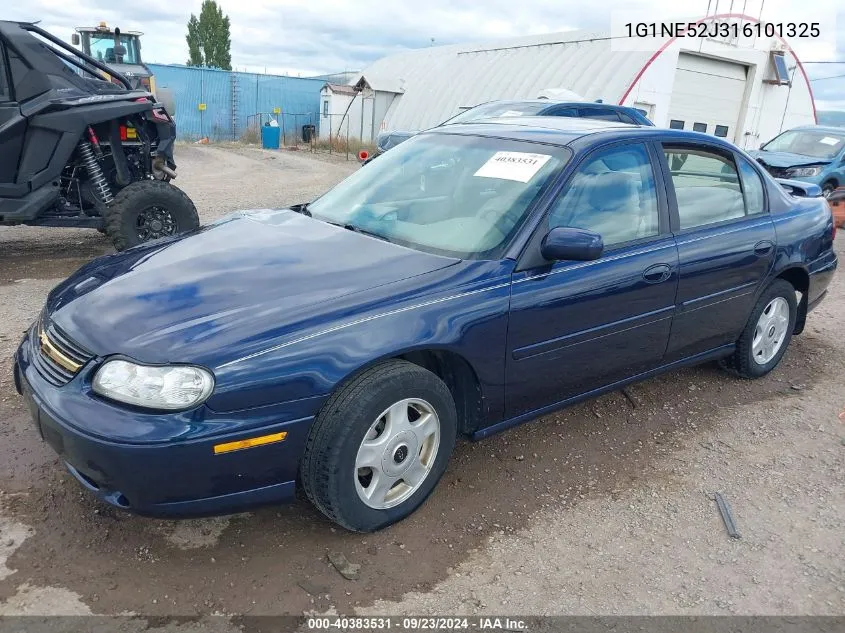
<box><xmin>261</xmin><ymin>125</ymin><xmax>281</xmax><ymax>149</ymax></box>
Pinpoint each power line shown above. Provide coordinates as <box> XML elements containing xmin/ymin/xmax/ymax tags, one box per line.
<box><xmin>810</xmin><ymin>74</ymin><xmax>845</xmax><ymax>82</ymax></box>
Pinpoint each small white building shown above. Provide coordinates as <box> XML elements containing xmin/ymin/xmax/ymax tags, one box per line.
<box><xmin>341</xmin><ymin>14</ymin><xmax>815</xmax><ymax>150</ymax></box>
<box><xmin>318</xmin><ymin>78</ymin><xmax>402</xmax><ymax>143</ymax></box>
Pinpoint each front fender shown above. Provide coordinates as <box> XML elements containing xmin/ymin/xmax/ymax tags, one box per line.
<box><xmin>207</xmin><ymin>261</ymin><xmax>514</xmax><ymax>425</ymax></box>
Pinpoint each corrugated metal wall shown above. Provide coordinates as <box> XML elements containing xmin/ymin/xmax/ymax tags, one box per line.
<box><xmin>148</xmin><ymin>64</ymin><xmax>325</xmax><ymax>141</ymax></box>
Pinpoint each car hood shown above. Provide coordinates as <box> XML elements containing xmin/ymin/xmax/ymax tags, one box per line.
<box><xmin>750</xmin><ymin>150</ymin><xmax>831</xmax><ymax>169</ymax></box>
<box><xmin>47</xmin><ymin>209</ymin><xmax>458</xmax><ymax>366</ymax></box>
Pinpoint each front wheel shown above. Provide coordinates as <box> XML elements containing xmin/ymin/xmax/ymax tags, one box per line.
<box><xmin>301</xmin><ymin>360</ymin><xmax>457</xmax><ymax>532</ymax></box>
<box><xmin>104</xmin><ymin>180</ymin><xmax>199</xmax><ymax>251</ymax></box>
<box><xmin>723</xmin><ymin>280</ymin><xmax>797</xmax><ymax>378</ymax></box>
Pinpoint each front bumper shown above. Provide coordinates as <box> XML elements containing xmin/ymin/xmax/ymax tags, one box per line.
<box><xmin>14</xmin><ymin>331</ymin><xmax>314</xmax><ymax>518</ymax></box>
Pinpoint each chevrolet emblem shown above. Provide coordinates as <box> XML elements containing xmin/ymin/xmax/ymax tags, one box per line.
<box><xmin>39</xmin><ymin>328</ymin><xmax>82</xmax><ymax>373</ymax></box>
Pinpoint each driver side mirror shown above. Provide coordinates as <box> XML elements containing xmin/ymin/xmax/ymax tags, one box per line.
<box><xmin>71</xmin><ymin>33</ymin><xmax>80</xmax><ymax>46</ymax></box>
<box><xmin>540</xmin><ymin>227</ymin><xmax>603</xmax><ymax>262</ymax></box>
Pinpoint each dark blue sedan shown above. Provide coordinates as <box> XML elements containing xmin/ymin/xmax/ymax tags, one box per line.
<box><xmin>14</xmin><ymin>117</ymin><xmax>837</xmax><ymax>531</ymax></box>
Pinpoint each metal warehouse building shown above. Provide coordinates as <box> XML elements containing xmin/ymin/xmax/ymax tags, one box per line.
<box><xmin>324</xmin><ymin>13</ymin><xmax>815</xmax><ymax>150</ymax></box>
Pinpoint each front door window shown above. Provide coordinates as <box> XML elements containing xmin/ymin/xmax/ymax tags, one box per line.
<box><xmin>547</xmin><ymin>143</ymin><xmax>659</xmax><ymax>246</ymax></box>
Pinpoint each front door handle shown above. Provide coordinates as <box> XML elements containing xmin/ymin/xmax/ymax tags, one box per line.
<box><xmin>754</xmin><ymin>240</ymin><xmax>774</xmax><ymax>256</ymax></box>
<box><xmin>642</xmin><ymin>263</ymin><xmax>672</xmax><ymax>284</ymax></box>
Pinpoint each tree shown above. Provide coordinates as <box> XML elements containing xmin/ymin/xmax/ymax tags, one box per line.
<box><xmin>186</xmin><ymin>0</ymin><xmax>232</xmax><ymax>70</ymax></box>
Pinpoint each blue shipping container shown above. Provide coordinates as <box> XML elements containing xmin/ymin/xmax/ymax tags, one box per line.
<box><xmin>148</xmin><ymin>64</ymin><xmax>325</xmax><ymax>142</ymax></box>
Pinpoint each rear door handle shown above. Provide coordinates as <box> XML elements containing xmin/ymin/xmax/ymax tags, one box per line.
<box><xmin>642</xmin><ymin>263</ymin><xmax>672</xmax><ymax>284</ymax></box>
<box><xmin>754</xmin><ymin>240</ymin><xmax>774</xmax><ymax>256</ymax></box>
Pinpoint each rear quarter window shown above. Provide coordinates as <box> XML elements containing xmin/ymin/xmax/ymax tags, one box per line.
<box><xmin>737</xmin><ymin>156</ymin><xmax>766</xmax><ymax>215</ymax></box>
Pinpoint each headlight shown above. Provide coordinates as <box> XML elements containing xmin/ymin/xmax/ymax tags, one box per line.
<box><xmin>92</xmin><ymin>360</ymin><xmax>214</xmax><ymax>410</ymax></box>
<box><xmin>786</xmin><ymin>166</ymin><xmax>822</xmax><ymax>177</ymax></box>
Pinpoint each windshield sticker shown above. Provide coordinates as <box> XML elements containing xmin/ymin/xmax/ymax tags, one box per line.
<box><xmin>819</xmin><ymin>136</ymin><xmax>841</xmax><ymax>146</ymax></box>
<box><xmin>499</xmin><ymin>110</ymin><xmax>527</xmax><ymax>117</ymax></box>
<box><xmin>474</xmin><ymin>152</ymin><xmax>552</xmax><ymax>183</ymax></box>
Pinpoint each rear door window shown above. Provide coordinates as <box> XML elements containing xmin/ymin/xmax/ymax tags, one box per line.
<box><xmin>579</xmin><ymin>107</ymin><xmax>622</xmax><ymax>122</ymax></box>
<box><xmin>663</xmin><ymin>146</ymin><xmax>745</xmax><ymax>229</ymax></box>
<box><xmin>547</xmin><ymin>107</ymin><xmax>579</xmax><ymax>118</ymax></box>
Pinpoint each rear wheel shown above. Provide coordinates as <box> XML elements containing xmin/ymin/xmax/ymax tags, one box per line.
<box><xmin>301</xmin><ymin>360</ymin><xmax>457</xmax><ymax>532</ymax></box>
<box><xmin>104</xmin><ymin>180</ymin><xmax>199</xmax><ymax>251</ymax></box>
<box><xmin>722</xmin><ymin>280</ymin><xmax>797</xmax><ymax>378</ymax></box>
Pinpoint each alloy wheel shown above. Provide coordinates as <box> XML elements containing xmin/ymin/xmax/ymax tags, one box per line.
<box><xmin>751</xmin><ymin>297</ymin><xmax>790</xmax><ymax>365</ymax></box>
<box><xmin>354</xmin><ymin>398</ymin><xmax>440</xmax><ymax>509</ymax></box>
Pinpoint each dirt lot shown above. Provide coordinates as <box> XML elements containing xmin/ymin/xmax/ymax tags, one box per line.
<box><xmin>0</xmin><ymin>145</ymin><xmax>842</xmax><ymax>617</ymax></box>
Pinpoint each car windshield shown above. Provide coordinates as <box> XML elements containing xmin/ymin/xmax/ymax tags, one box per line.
<box><xmin>762</xmin><ymin>130</ymin><xmax>845</xmax><ymax>160</ymax></box>
<box><xmin>442</xmin><ymin>102</ymin><xmax>551</xmax><ymax>126</ymax></box>
<box><xmin>307</xmin><ymin>133</ymin><xmax>570</xmax><ymax>259</ymax></box>
<box><xmin>84</xmin><ymin>33</ymin><xmax>141</xmax><ymax>65</ymax></box>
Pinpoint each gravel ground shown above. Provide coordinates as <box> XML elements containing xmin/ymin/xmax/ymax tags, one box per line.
<box><xmin>0</xmin><ymin>144</ymin><xmax>842</xmax><ymax>618</ymax></box>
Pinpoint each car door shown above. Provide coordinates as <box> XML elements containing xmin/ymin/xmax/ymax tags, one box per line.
<box><xmin>660</xmin><ymin>142</ymin><xmax>776</xmax><ymax>362</ymax></box>
<box><xmin>505</xmin><ymin>141</ymin><xmax>678</xmax><ymax>418</ymax></box>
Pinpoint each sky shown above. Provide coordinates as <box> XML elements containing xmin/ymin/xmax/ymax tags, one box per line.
<box><xmin>7</xmin><ymin>0</ymin><xmax>845</xmax><ymax>110</ymax></box>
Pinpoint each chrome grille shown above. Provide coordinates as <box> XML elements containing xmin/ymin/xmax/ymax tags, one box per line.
<box><xmin>31</xmin><ymin>319</ymin><xmax>93</xmax><ymax>387</ymax></box>
<box><xmin>32</xmin><ymin>345</ymin><xmax>74</xmax><ymax>386</ymax></box>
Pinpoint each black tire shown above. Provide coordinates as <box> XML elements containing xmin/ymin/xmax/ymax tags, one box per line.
<box><xmin>104</xmin><ymin>180</ymin><xmax>199</xmax><ymax>251</ymax></box>
<box><xmin>723</xmin><ymin>279</ymin><xmax>797</xmax><ymax>378</ymax></box>
<box><xmin>301</xmin><ymin>360</ymin><xmax>457</xmax><ymax>532</ymax></box>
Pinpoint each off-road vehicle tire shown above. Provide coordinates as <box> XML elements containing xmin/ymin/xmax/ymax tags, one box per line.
<box><xmin>105</xmin><ymin>180</ymin><xmax>199</xmax><ymax>251</ymax></box>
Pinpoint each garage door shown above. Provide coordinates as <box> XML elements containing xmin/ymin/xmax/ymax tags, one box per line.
<box><xmin>667</xmin><ymin>54</ymin><xmax>747</xmax><ymax>142</ymax></box>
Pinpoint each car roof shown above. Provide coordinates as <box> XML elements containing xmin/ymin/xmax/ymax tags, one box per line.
<box><xmin>789</xmin><ymin>125</ymin><xmax>845</xmax><ymax>134</ymax></box>
<box><xmin>427</xmin><ymin>116</ymin><xmax>740</xmax><ymax>151</ymax></box>
<box><xmin>482</xmin><ymin>115</ymin><xmax>634</xmax><ymax>131</ymax></box>
<box><xmin>474</xmin><ymin>99</ymin><xmax>632</xmax><ymax>110</ymax></box>
<box><xmin>428</xmin><ymin>116</ymin><xmax>633</xmax><ymax>145</ymax></box>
